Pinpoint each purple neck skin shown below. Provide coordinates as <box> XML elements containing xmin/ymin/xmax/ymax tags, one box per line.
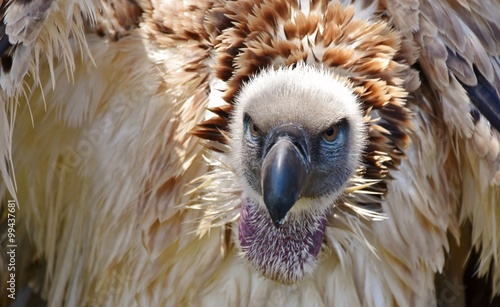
<box><xmin>238</xmin><ymin>197</ymin><xmax>327</xmax><ymax>283</ymax></box>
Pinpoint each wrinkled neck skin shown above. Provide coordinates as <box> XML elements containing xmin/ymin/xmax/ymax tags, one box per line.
<box><xmin>238</xmin><ymin>196</ymin><xmax>328</xmax><ymax>284</ymax></box>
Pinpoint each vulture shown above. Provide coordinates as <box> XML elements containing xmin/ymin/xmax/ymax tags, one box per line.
<box><xmin>0</xmin><ymin>0</ymin><xmax>499</xmax><ymax>306</ymax></box>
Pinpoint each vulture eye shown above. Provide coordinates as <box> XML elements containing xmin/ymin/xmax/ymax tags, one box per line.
<box><xmin>322</xmin><ymin>124</ymin><xmax>339</xmax><ymax>142</ymax></box>
<box><xmin>249</xmin><ymin>118</ymin><xmax>261</xmax><ymax>138</ymax></box>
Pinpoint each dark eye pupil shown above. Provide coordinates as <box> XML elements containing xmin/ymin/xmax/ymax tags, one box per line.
<box><xmin>326</xmin><ymin>128</ymin><xmax>334</xmax><ymax>136</ymax></box>
<box><xmin>248</xmin><ymin>119</ymin><xmax>260</xmax><ymax>137</ymax></box>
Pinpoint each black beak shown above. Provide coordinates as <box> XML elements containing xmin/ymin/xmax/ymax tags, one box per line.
<box><xmin>261</xmin><ymin>124</ymin><xmax>310</xmax><ymax>228</ymax></box>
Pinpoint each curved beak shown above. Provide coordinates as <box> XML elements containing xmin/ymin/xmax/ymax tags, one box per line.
<box><xmin>261</xmin><ymin>125</ymin><xmax>310</xmax><ymax>228</ymax></box>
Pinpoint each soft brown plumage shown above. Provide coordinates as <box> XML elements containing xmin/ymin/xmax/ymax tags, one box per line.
<box><xmin>0</xmin><ymin>0</ymin><xmax>499</xmax><ymax>306</ymax></box>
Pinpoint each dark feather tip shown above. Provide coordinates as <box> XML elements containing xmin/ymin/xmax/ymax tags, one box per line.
<box><xmin>459</xmin><ymin>67</ymin><xmax>500</xmax><ymax>132</ymax></box>
<box><xmin>0</xmin><ymin>33</ymin><xmax>11</xmax><ymax>56</ymax></box>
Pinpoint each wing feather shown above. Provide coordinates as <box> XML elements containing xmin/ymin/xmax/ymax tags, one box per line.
<box><xmin>460</xmin><ymin>66</ymin><xmax>500</xmax><ymax>131</ymax></box>
<box><xmin>416</xmin><ymin>0</ymin><xmax>500</xmax><ymax>132</ymax></box>
<box><xmin>386</xmin><ymin>0</ymin><xmax>500</xmax><ymax>301</ymax></box>
<box><xmin>0</xmin><ymin>0</ymin><xmax>100</xmax><ymax>96</ymax></box>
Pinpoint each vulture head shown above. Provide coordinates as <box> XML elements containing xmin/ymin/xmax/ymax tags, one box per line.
<box><xmin>230</xmin><ymin>63</ymin><xmax>366</xmax><ymax>283</ymax></box>
<box><xmin>195</xmin><ymin>0</ymin><xmax>414</xmax><ymax>286</ymax></box>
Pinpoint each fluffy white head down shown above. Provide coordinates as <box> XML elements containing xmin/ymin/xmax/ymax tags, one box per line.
<box><xmin>232</xmin><ymin>63</ymin><xmax>364</xmax><ymax>133</ymax></box>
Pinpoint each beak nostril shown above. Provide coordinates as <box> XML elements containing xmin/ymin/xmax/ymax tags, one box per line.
<box><xmin>293</xmin><ymin>141</ymin><xmax>307</xmax><ymax>161</ymax></box>
<box><xmin>263</xmin><ymin>124</ymin><xmax>309</xmax><ymax>163</ymax></box>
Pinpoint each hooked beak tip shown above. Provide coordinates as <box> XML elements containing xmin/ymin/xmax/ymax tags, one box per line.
<box><xmin>273</xmin><ymin>218</ymin><xmax>285</xmax><ymax>229</ymax></box>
